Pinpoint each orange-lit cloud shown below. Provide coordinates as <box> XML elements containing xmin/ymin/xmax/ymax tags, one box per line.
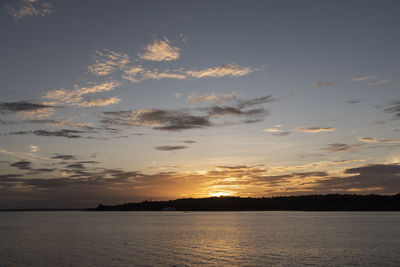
<box><xmin>295</xmin><ymin>126</ymin><xmax>335</xmax><ymax>133</ymax></box>
<box><xmin>138</xmin><ymin>38</ymin><xmax>181</xmax><ymax>61</ymax></box>
<box><xmin>186</xmin><ymin>64</ymin><xmax>254</xmax><ymax>78</ymax></box>
<box><xmin>5</xmin><ymin>0</ymin><xmax>54</xmax><ymax>21</ymax></box>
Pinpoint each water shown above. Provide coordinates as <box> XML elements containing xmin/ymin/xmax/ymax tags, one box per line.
<box><xmin>0</xmin><ymin>211</ymin><xmax>399</xmax><ymax>266</ymax></box>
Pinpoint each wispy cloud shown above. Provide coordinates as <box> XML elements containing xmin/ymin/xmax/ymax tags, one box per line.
<box><xmin>188</xmin><ymin>92</ymin><xmax>237</xmax><ymax>104</ymax></box>
<box><xmin>323</xmin><ymin>143</ymin><xmax>365</xmax><ymax>153</ymax></box>
<box><xmin>141</xmin><ymin>69</ymin><xmax>187</xmax><ymax>80</ymax></box>
<box><xmin>10</xmin><ymin>129</ymin><xmax>91</xmax><ymax>139</ymax></box>
<box><xmin>44</xmin><ymin>81</ymin><xmax>121</xmax><ymax>107</ymax></box>
<box><xmin>384</xmin><ymin>100</ymin><xmax>400</xmax><ymax>119</ymax></box>
<box><xmin>155</xmin><ymin>146</ymin><xmax>188</xmax><ymax>151</ymax></box>
<box><xmin>368</xmin><ymin>79</ymin><xmax>391</xmax><ymax>86</ymax></box>
<box><xmin>295</xmin><ymin>126</ymin><xmax>335</xmax><ymax>133</ymax></box>
<box><xmin>51</xmin><ymin>154</ymin><xmax>77</xmax><ymax>160</ymax></box>
<box><xmin>186</xmin><ymin>64</ymin><xmax>254</xmax><ymax>78</ymax></box>
<box><xmin>138</xmin><ymin>38</ymin><xmax>180</xmax><ymax>62</ymax></box>
<box><xmin>347</xmin><ymin>99</ymin><xmax>362</xmax><ymax>104</ymax></box>
<box><xmin>5</xmin><ymin>0</ymin><xmax>54</xmax><ymax>21</ymax></box>
<box><xmin>351</xmin><ymin>75</ymin><xmax>376</xmax><ymax>81</ymax></box>
<box><xmin>88</xmin><ymin>48</ymin><xmax>130</xmax><ymax>76</ymax></box>
<box><xmin>263</xmin><ymin>124</ymin><xmax>282</xmax><ymax>133</ymax></box>
<box><xmin>313</xmin><ymin>81</ymin><xmax>334</xmax><ymax>88</ymax></box>
<box><xmin>76</xmin><ymin>97</ymin><xmax>120</xmax><ymax>107</ymax></box>
<box><xmin>358</xmin><ymin>137</ymin><xmax>400</xmax><ymax>143</ymax></box>
<box><xmin>28</xmin><ymin>145</ymin><xmax>39</xmax><ymax>153</ymax></box>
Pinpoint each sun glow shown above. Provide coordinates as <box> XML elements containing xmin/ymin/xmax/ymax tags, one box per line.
<box><xmin>209</xmin><ymin>191</ymin><xmax>233</xmax><ymax>197</ymax></box>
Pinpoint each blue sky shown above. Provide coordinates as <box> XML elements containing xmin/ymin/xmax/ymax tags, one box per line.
<box><xmin>1</xmin><ymin>0</ymin><xmax>400</xmax><ymax>208</ymax></box>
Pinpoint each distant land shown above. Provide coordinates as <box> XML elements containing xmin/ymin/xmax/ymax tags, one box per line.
<box><xmin>94</xmin><ymin>194</ymin><xmax>400</xmax><ymax>211</ymax></box>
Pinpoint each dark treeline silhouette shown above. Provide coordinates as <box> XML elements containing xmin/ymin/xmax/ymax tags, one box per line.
<box><xmin>94</xmin><ymin>194</ymin><xmax>400</xmax><ymax>211</ymax></box>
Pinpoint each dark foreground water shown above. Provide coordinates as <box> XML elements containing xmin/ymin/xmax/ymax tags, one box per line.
<box><xmin>0</xmin><ymin>212</ymin><xmax>399</xmax><ymax>266</ymax></box>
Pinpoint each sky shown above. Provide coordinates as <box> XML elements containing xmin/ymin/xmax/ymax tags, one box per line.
<box><xmin>0</xmin><ymin>0</ymin><xmax>400</xmax><ymax>208</ymax></box>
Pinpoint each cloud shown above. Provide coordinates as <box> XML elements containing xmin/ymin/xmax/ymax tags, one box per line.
<box><xmin>102</xmin><ymin>109</ymin><xmax>212</xmax><ymax>131</ymax></box>
<box><xmin>384</xmin><ymin>101</ymin><xmax>400</xmax><ymax>119</ymax></box>
<box><xmin>351</xmin><ymin>75</ymin><xmax>376</xmax><ymax>81</ymax></box>
<box><xmin>10</xmin><ymin>161</ymin><xmax>32</xmax><ymax>170</ymax></box>
<box><xmin>122</xmin><ymin>67</ymin><xmax>187</xmax><ymax>83</ymax></box>
<box><xmin>312</xmin><ymin>164</ymin><xmax>400</xmax><ymax>193</ymax></box>
<box><xmin>66</xmin><ymin>163</ymin><xmax>85</xmax><ymax>169</ymax></box>
<box><xmin>101</xmin><ymin>95</ymin><xmax>273</xmax><ymax>131</ymax></box>
<box><xmin>358</xmin><ymin>137</ymin><xmax>400</xmax><ymax>143</ymax></box>
<box><xmin>88</xmin><ymin>48</ymin><xmax>130</xmax><ymax>76</ymax></box>
<box><xmin>28</xmin><ymin>145</ymin><xmax>39</xmax><ymax>153</ymax></box>
<box><xmin>188</xmin><ymin>92</ymin><xmax>237</xmax><ymax>105</ymax></box>
<box><xmin>0</xmin><ymin>101</ymin><xmax>55</xmax><ymax>119</ymax></box>
<box><xmin>138</xmin><ymin>38</ymin><xmax>180</xmax><ymax>61</ymax></box>
<box><xmin>76</xmin><ymin>97</ymin><xmax>121</xmax><ymax>107</ymax></box>
<box><xmin>0</xmin><ymin>101</ymin><xmax>52</xmax><ymax>113</ymax></box>
<box><xmin>323</xmin><ymin>143</ymin><xmax>365</xmax><ymax>153</ymax></box>
<box><xmin>186</xmin><ymin>64</ymin><xmax>254</xmax><ymax>78</ymax></box>
<box><xmin>313</xmin><ymin>81</ymin><xmax>334</xmax><ymax>88</ymax></box>
<box><xmin>155</xmin><ymin>146</ymin><xmax>188</xmax><ymax>151</ymax></box>
<box><xmin>273</xmin><ymin>131</ymin><xmax>291</xmax><ymax>137</ymax></box>
<box><xmin>43</xmin><ymin>81</ymin><xmax>121</xmax><ymax>107</ymax></box>
<box><xmin>10</xmin><ymin>129</ymin><xmax>90</xmax><ymax>139</ymax></box>
<box><xmin>5</xmin><ymin>0</ymin><xmax>54</xmax><ymax>21</ymax></box>
<box><xmin>295</xmin><ymin>126</ymin><xmax>335</xmax><ymax>133</ymax></box>
<box><xmin>368</xmin><ymin>79</ymin><xmax>390</xmax><ymax>86</ymax></box>
<box><xmin>122</xmin><ymin>64</ymin><xmax>255</xmax><ymax>83</ymax></box>
<box><xmin>51</xmin><ymin>154</ymin><xmax>77</xmax><ymax>160</ymax></box>
<box><xmin>347</xmin><ymin>99</ymin><xmax>362</xmax><ymax>104</ymax></box>
<box><xmin>263</xmin><ymin>124</ymin><xmax>282</xmax><ymax>133</ymax></box>
<box><xmin>181</xmin><ymin>140</ymin><xmax>196</xmax><ymax>144</ymax></box>
<box><xmin>236</xmin><ymin>95</ymin><xmax>275</xmax><ymax>108</ymax></box>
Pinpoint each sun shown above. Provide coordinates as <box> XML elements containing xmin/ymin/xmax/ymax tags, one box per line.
<box><xmin>209</xmin><ymin>192</ymin><xmax>233</xmax><ymax>197</ymax></box>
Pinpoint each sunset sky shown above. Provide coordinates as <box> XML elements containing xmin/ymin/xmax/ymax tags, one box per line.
<box><xmin>1</xmin><ymin>0</ymin><xmax>400</xmax><ymax>208</ymax></box>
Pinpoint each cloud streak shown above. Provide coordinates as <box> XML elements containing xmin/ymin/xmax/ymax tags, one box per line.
<box><xmin>295</xmin><ymin>126</ymin><xmax>335</xmax><ymax>133</ymax></box>
<box><xmin>138</xmin><ymin>39</ymin><xmax>180</xmax><ymax>61</ymax></box>
<box><xmin>186</xmin><ymin>64</ymin><xmax>254</xmax><ymax>78</ymax></box>
<box><xmin>313</xmin><ymin>81</ymin><xmax>334</xmax><ymax>88</ymax></box>
<box><xmin>43</xmin><ymin>81</ymin><xmax>121</xmax><ymax>107</ymax></box>
<box><xmin>155</xmin><ymin>146</ymin><xmax>188</xmax><ymax>151</ymax></box>
<box><xmin>88</xmin><ymin>48</ymin><xmax>130</xmax><ymax>76</ymax></box>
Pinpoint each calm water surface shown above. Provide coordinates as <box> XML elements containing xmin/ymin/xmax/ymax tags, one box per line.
<box><xmin>0</xmin><ymin>211</ymin><xmax>399</xmax><ymax>266</ymax></box>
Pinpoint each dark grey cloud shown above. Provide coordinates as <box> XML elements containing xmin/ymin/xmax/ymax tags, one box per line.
<box><xmin>0</xmin><ymin>101</ymin><xmax>53</xmax><ymax>113</ymax></box>
<box><xmin>384</xmin><ymin>100</ymin><xmax>400</xmax><ymax>119</ymax></box>
<box><xmin>155</xmin><ymin>146</ymin><xmax>188</xmax><ymax>151</ymax></box>
<box><xmin>102</xmin><ymin>95</ymin><xmax>274</xmax><ymax>132</ymax></box>
<box><xmin>312</xmin><ymin>164</ymin><xmax>400</xmax><ymax>193</ymax></box>
<box><xmin>51</xmin><ymin>154</ymin><xmax>77</xmax><ymax>160</ymax></box>
<box><xmin>236</xmin><ymin>95</ymin><xmax>275</xmax><ymax>108</ymax></box>
<box><xmin>102</xmin><ymin>109</ymin><xmax>212</xmax><ymax>131</ymax></box>
<box><xmin>10</xmin><ymin>129</ymin><xmax>89</xmax><ymax>139</ymax></box>
<box><xmin>66</xmin><ymin>163</ymin><xmax>85</xmax><ymax>169</ymax></box>
<box><xmin>347</xmin><ymin>99</ymin><xmax>362</xmax><ymax>104</ymax></box>
<box><xmin>181</xmin><ymin>140</ymin><xmax>196</xmax><ymax>144</ymax></box>
<box><xmin>9</xmin><ymin>161</ymin><xmax>55</xmax><ymax>174</ymax></box>
<box><xmin>273</xmin><ymin>131</ymin><xmax>291</xmax><ymax>137</ymax></box>
<box><xmin>10</xmin><ymin>161</ymin><xmax>32</xmax><ymax>170</ymax></box>
<box><xmin>323</xmin><ymin>143</ymin><xmax>364</xmax><ymax>153</ymax></box>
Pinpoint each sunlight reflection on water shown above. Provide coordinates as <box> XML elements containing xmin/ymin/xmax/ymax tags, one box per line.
<box><xmin>0</xmin><ymin>211</ymin><xmax>400</xmax><ymax>266</ymax></box>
